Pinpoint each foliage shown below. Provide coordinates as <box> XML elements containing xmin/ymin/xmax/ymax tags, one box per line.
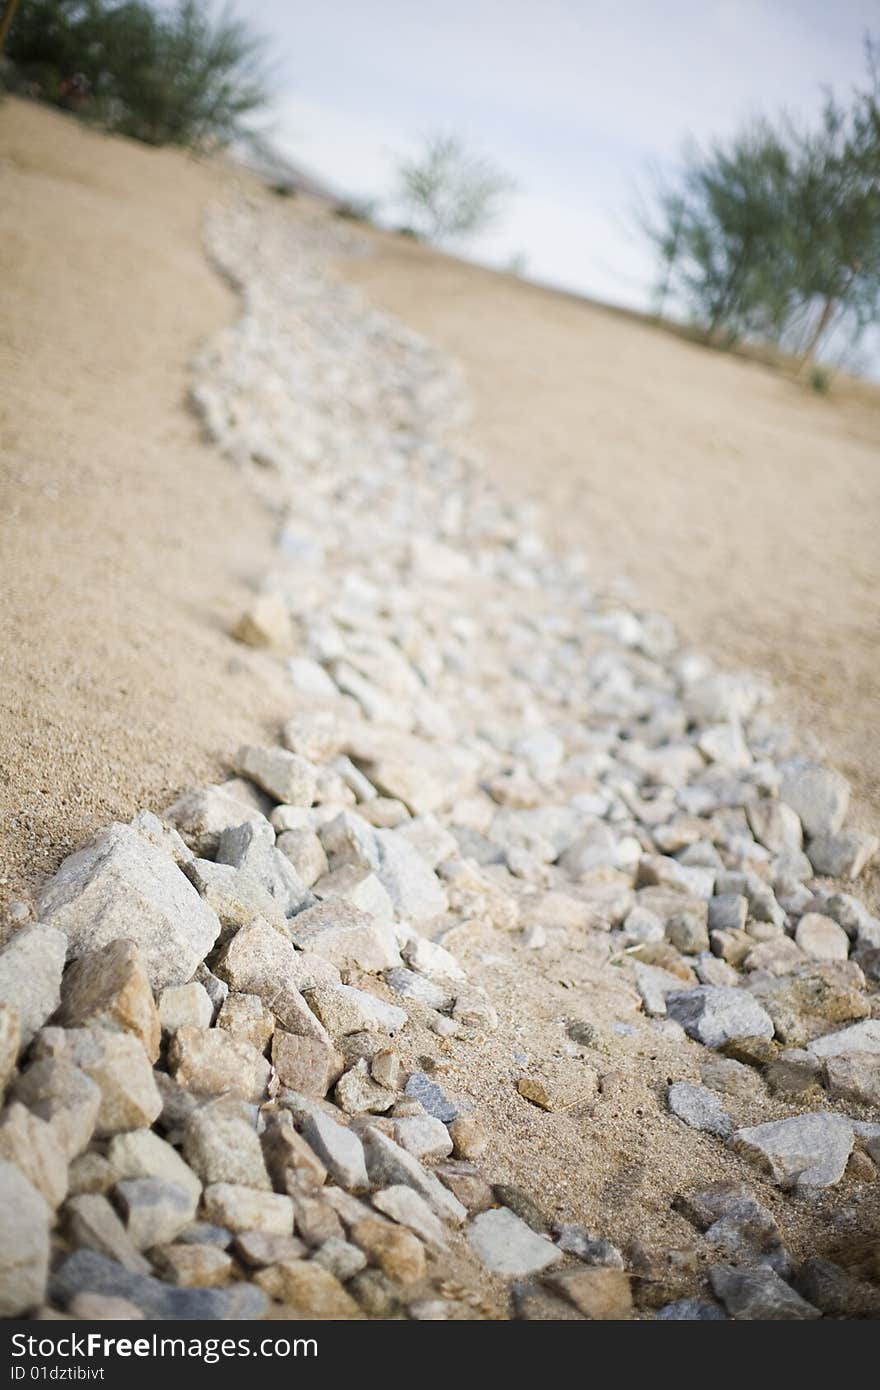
<box><xmin>6</xmin><ymin>0</ymin><xmax>269</xmax><ymax>148</ymax></box>
<box><xmin>396</xmin><ymin>133</ymin><xmax>514</xmax><ymax>243</ymax></box>
<box><xmin>644</xmin><ymin>39</ymin><xmax>880</xmax><ymax>368</ymax></box>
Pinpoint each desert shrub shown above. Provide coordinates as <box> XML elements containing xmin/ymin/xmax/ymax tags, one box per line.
<box><xmin>396</xmin><ymin>133</ymin><xmax>514</xmax><ymax>243</ymax></box>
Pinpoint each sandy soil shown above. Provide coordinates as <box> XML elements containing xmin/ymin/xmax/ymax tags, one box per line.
<box><xmin>341</xmin><ymin>233</ymin><xmax>880</xmax><ymax>903</ymax></box>
<box><xmin>0</xmin><ymin>99</ymin><xmax>291</xmax><ymax>918</ymax></box>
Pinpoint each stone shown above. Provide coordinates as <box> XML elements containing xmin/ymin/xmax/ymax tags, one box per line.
<box><xmin>302</xmin><ymin>1112</ymin><xmax>368</xmax><ymax>1192</ymax></box>
<box><xmin>234</xmin><ymin>1231</ymin><xmax>307</xmax><ymax>1268</ymax></box>
<box><xmin>666</xmin><ymin>986</ymin><xmax>774</xmax><ymax>1048</ymax></box>
<box><xmin>232</xmin><ymin>591</ymin><xmax>292</xmax><ymax>649</ymax></box>
<box><xmin>0</xmin><ymin>1102</ymin><xmax>68</xmax><ymax>1208</ymax></box>
<box><xmin>184</xmin><ymin>1096</ymin><xmax>270</xmax><ymax>1189</ymax></box>
<box><xmin>824</xmin><ymin>1053</ymin><xmax>880</xmax><ymax>1107</ymax></box>
<box><xmin>707</xmin><ymin>894</ymin><xmax>748</xmax><ymax>933</ymax></box>
<box><xmin>351</xmin><ymin>1214</ymin><xmax>426</xmax><ymax>1285</ymax></box>
<box><xmin>58</xmin><ymin>939</ymin><xmax>160</xmax><ymax>1061</ymax></box>
<box><xmin>253</xmin><ymin>1260</ymin><xmax>363</xmax><ymax>1318</ymax></box>
<box><xmin>747</xmin><ymin>799</ymin><xmax>803</xmax><ymax>854</ymax></box>
<box><xmin>202</xmin><ymin>1184</ymin><xmax>294</xmax><ymax>1235</ymax></box>
<box><xmin>385</xmin><ymin>967</ymin><xmax>453</xmax><ymax>1011</ymax></box>
<box><xmin>291</xmin><ymin>1192</ymin><xmax>344</xmax><ymax>1247</ymax></box>
<box><xmin>807</xmin><ymin>1019</ymin><xmax>880</xmax><ymax>1057</ymax></box>
<box><xmin>732</xmin><ymin>1112</ymin><xmax>854</xmax><ymax>1190</ymax></box>
<box><xmin>373</xmin><ymin>829</ymin><xmax>448</xmax><ymax>920</ymax></box>
<box><xmin>448</xmin><ymin>1114</ymin><xmax>488</xmax><ymax>1159</ymax></box>
<box><xmin>554</xmin><ymin>1223</ymin><xmax>624</xmax><ymax>1268</ymax></box>
<box><xmin>32</xmin><ymin>1027</ymin><xmax>161</xmax><ymax>1137</ymax></box>
<box><xmin>794</xmin><ymin>1257</ymin><xmax>876</xmax><ymax>1317</ymax></box>
<box><xmin>675</xmin><ymin>1182</ymin><xmax>788</xmax><ymax>1273</ymax></box>
<box><xmin>808</xmin><ymin>831</ymin><xmax>878</xmax><ymax>880</ymax></box>
<box><xmin>214</xmin><ymin>919</ymin><xmax>337</xmax><ymax>1037</ymax></box>
<box><xmin>37</xmin><ymin>824</ymin><xmax>220</xmax><ymax>990</ymax></box>
<box><xmin>163</xmin><ymin>784</ymin><xmax>268</xmax><ymax>857</ymax></box>
<box><xmin>261</xmin><ymin>1117</ymin><xmax>327</xmax><ymax>1194</ymax></box>
<box><xmin>0</xmin><ymin>1160</ymin><xmax>50</xmax><ymax>1316</ymax></box>
<box><xmin>655</xmin><ymin>1298</ymin><xmax>726</xmax><ymax>1320</ymax></box>
<box><xmin>158</xmin><ymin>982</ymin><xmax>214</xmax><ymax>1035</ymax></box>
<box><xmin>764</xmin><ymin>1048</ymin><xmax>823</xmax><ymax>1097</ymax></box>
<box><xmin>182</xmin><ymin>858</ymin><xmax>285</xmax><ymax>934</ymax></box>
<box><xmin>273</xmin><ymin>1032</ymin><xmax>343</xmax><ymax>1097</ymax></box>
<box><xmin>362</xmin><ymin>1127</ymin><xmax>466</xmax><ymax>1224</ymax></box>
<box><xmin>372</xmin><ymin>1184</ymin><xmax>447</xmax><ymax>1248</ymax></box>
<box><xmin>335</xmin><ymin>1059</ymin><xmax>395</xmax><ymax>1114</ymax></box>
<box><xmin>69</xmin><ymin>1293</ymin><xmax>145</xmax><ymax>1319</ymax></box>
<box><xmin>633</xmin><ymin>962</ymin><xmax>688</xmax><ymax>1017</ymax></box>
<box><xmin>234</xmin><ymin>745</ymin><xmax>317</xmax><ymax>806</ymax></box>
<box><xmin>50</xmin><ymin>1249</ymin><xmax>267</xmax><ymax>1319</ymax></box>
<box><xmin>106</xmin><ymin>1129</ymin><xmax>201</xmax><ymax>1203</ymax></box>
<box><xmin>168</xmin><ymin>1026</ymin><xmax>271</xmax><ymax>1102</ymax></box>
<box><xmin>151</xmin><ymin>1243</ymin><xmax>233</xmax><ymax>1288</ymax></box>
<box><xmin>313</xmin><ymin>866</ymin><xmax>395</xmax><ymax>924</ymax></box>
<box><xmin>312</xmin><ymin>1236</ymin><xmax>367</xmax><ymax>1282</ymax></box>
<box><xmin>666</xmin><ymin>906</ymin><xmax>710</xmax><ymax>955</ymax></box>
<box><xmin>404</xmin><ymin>1070</ymin><xmax>459</xmax><ymax>1122</ymax></box>
<box><xmin>545</xmin><ymin>1267</ymin><xmax>632</xmax><ymax>1319</ymax></box>
<box><xmin>393</xmin><ymin>1114</ymin><xmax>453</xmax><ymax>1161</ymax></box>
<box><xmin>494</xmin><ymin>1184</ymin><xmax>551</xmax><ymax>1234</ymax></box>
<box><xmin>780</xmin><ymin>761</ymin><xmax>849</xmax><ymax>839</ymax></box>
<box><xmin>667</xmin><ymin>1081</ymin><xmax>733</xmax><ymax>1138</ymax></box>
<box><xmin>749</xmin><ymin>964</ymin><xmax>869</xmax><ymax>1046</ymax></box>
<box><xmin>287</xmin><ymin>898</ymin><xmax>400</xmax><ymax>973</ymax></box>
<box><xmin>217</xmin><ymin>991</ymin><xmax>275</xmax><ymax>1051</ymax></box>
<box><xmin>0</xmin><ymin>1004</ymin><xmax>19</xmax><ymax>1094</ymax></box>
<box><xmin>116</xmin><ymin>1177</ymin><xmax>198</xmax><ymax>1249</ymax></box>
<box><xmin>276</xmin><ymin>829</ymin><xmax>328</xmax><ymax>887</ymax></box>
<box><xmin>306</xmin><ymin>984</ymin><xmax>407</xmax><ymax>1037</ymax></box>
<box><xmin>370</xmin><ymin>1048</ymin><xmax>402</xmax><ymax>1091</ymax></box>
<box><xmin>467</xmin><ymin>1207</ymin><xmax>560</xmax><ymax>1276</ymax></box>
<box><xmin>0</xmin><ymin>923</ymin><xmax>66</xmax><ymax>1046</ymax></box>
<box><xmin>709</xmin><ymin>1263</ymin><xmax>819</xmax><ymax>1320</ymax></box>
<box><xmin>795</xmin><ymin>913</ymin><xmax>850</xmax><ymax>962</ymax></box>
<box><xmin>13</xmin><ymin>1059</ymin><xmax>101</xmax><ymax>1161</ymax></box>
<box><xmin>215</xmin><ymin>821</ymin><xmax>313</xmax><ymax>917</ymax></box>
<box><xmin>64</xmin><ymin>1194</ymin><xmax>151</xmax><ymax>1275</ymax></box>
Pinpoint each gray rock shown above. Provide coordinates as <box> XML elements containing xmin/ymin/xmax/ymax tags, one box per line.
<box><xmin>50</xmin><ymin>1249</ymin><xmax>267</xmax><ymax>1319</ymax></box>
<box><xmin>393</xmin><ymin>1114</ymin><xmax>453</xmax><ymax>1161</ymax></box>
<box><xmin>305</xmin><ymin>984</ymin><xmax>407</xmax><ymax>1037</ymax></box>
<box><xmin>37</xmin><ymin>824</ymin><xmax>220</xmax><ymax>990</ymax></box>
<box><xmin>0</xmin><ymin>923</ymin><xmax>67</xmax><ymax>1045</ymax></box>
<box><xmin>554</xmin><ymin>1223</ymin><xmax>624</xmax><ymax>1268</ymax></box>
<box><xmin>302</xmin><ymin>1111</ymin><xmax>369</xmax><ymax>1191</ymax></box>
<box><xmin>667</xmin><ymin>1081</ymin><xmax>733</xmax><ymax>1138</ymax></box>
<box><xmin>361</xmin><ymin>1127</ymin><xmax>466</xmax><ymax>1224</ymax></box>
<box><xmin>780</xmin><ymin>761</ymin><xmax>849</xmax><ymax>839</ymax></box>
<box><xmin>215</xmin><ymin>820</ymin><xmax>314</xmax><ymax>916</ymax></box>
<box><xmin>467</xmin><ymin>1207</ymin><xmax>560</xmax><ymax>1276</ymax></box>
<box><xmin>233</xmin><ymin>745</ymin><xmax>318</xmax><ymax>807</ymax></box>
<box><xmin>374</xmin><ymin>828</ymin><xmax>449</xmax><ymax>920</ymax></box>
<box><xmin>404</xmin><ymin>1071</ymin><xmax>459</xmax><ymax>1122</ymax></box>
<box><xmin>656</xmin><ymin>1298</ymin><xmax>726</xmax><ymax>1320</ymax></box>
<box><xmin>371</xmin><ymin>1185</ymin><xmax>447</xmax><ymax>1248</ymax></box>
<box><xmin>807</xmin><ymin>831</ymin><xmax>878</xmax><ymax>880</ymax></box>
<box><xmin>384</xmin><ymin>967</ymin><xmax>453</xmax><ymax>1011</ymax></box>
<box><xmin>184</xmin><ymin>1096</ymin><xmax>270</xmax><ymax>1190</ymax></box>
<box><xmin>807</xmin><ymin>1019</ymin><xmax>880</xmax><ymax>1057</ymax></box>
<box><xmin>163</xmin><ymin>784</ymin><xmax>269</xmax><ymax>857</ymax></box>
<box><xmin>709</xmin><ymin>1263</ymin><xmax>820</xmax><ymax>1320</ymax></box>
<box><xmin>666</xmin><ymin>986</ymin><xmax>774</xmax><ymax>1048</ymax></box>
<box><xmin>732</xmin><ymin>1112</ymin><xmax>854</xmax><ymax>1190</ymax></box>
<box><xmin>287</xmin><ymin>898</ymin><xmax>400</xmax><ymax>973</ymax></box>
<box><xmin>707</xmin><ymin>894</ymin><xmax>748</xmax><ymax>933</ymax></box>
<box><xmin>116</xmin><ymin>1177</ymin><xmax>198</xmax><ymax>1248</ymax></box>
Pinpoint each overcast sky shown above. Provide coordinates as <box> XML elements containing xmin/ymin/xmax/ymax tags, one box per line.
<box><xmin>245</xmin><ymin>1</ymin><xmax>876</xmax><ymax>327</ymax></box>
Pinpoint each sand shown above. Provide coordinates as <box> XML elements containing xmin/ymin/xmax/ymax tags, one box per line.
<box><xmin>0</xmin><ymin>99</ymin><xmax>291</xmax><ymax>918</ymax></box>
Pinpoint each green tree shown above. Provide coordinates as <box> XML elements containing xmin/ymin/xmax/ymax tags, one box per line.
<box><xmin>396</xmin><ymin>133</ymin><xmax>515</xmax><ymax>243</ymax></box>
<box><xmin>6</xmin><ymin>0</ymin><xmax>269</xmax><ymax>149</ymax></box>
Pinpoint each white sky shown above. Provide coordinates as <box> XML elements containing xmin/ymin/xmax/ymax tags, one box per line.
<box><xmin>239</xmin><ymin>1</ymin><xmax>876</xmax><ymax>347</ymax></box>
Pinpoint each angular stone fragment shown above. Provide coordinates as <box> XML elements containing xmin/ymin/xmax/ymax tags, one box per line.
<box><xmin>0</xmin><ymin>923</ymin><xmax>67</xmax><ymax>1046</ymax></box>
<box><xmin>302</xmin><ymin>1112</ymin><xmax>368</xmax><ymax>1191</ymax></box>
<box><xmin>151</xmin><ymin>1243</ymin><xmax>233</xmax><ymax>1288</ymax></box>
<box><xmin>350</xmin><ymin>1214</ymin><xmax>426</xmax><ymax>1285</ymax></box>
<box><xmin>747</xmin><ymin>799</ymin><xmax>803</xmax><ymax>855</ymax></box>
<box><xmin>823</xmin><ymin>1052</ymin><xmax>880</xmax><ymax>1107</ymax></box>
<box><xmin>0</xmin><ymin>1160</ymin><xmax>50</xmax><ymax>1315</ymax></box>
<box><xmin>116</xmin><ymin>1177</ymin><xmax>198</xmax><ymax>1249</ymax></box>
<box><xmin>371</xmin><ymin>1185</ymin><xmax>447</xmax><ymax>1248</ymax></box>
<box><xmin>39</xmin><ymin>826</ymin><xmax>221</xmax><ymax>991</ymax></box>
<box><xmin>732</xmin><ymin>1112</ymin><xmax>854</xmax><ymax>1190</ymax></box>
<box><xmin>393</xmin><ymin>1114</ymin><xmax>454</xmax><ymax>1161</ymax></box>
<box><xmin>362</xmin><ymin>1128</ymin><xmax>466</xmax><ymax>1224</ymax></box>
<box><xmin>287</xmin><ymin>898</ymin><xmax>400</xmax><ymax>973</ymax></box>
<box><xmin>13</xmin><ymin>1058</ymin><xmax>101</xmax><ymax>1160</ymax></box>
<box><xmin>253</xmin><ymin>1259</ymin><xmax>363</xmax><ymax>1317</ymax></box>
<box><xmin>306</xmin><ymin>984</ymin><xmax>407</xmax><ymax>1037</ymax></box>
<box><xmin>0</xmin><ymin>1102</ymin><xmax>68</xmax><ymax>1208</ymax></box>
<box><xmin>158</xmin><ymin>982</ymin><xmax>214</xmax><ymax>1035</ymax></box>
<box><xmin>183</xmin><ymin>1096</ymin><xmax>269</xmax><ymax>1190</ymax></box>
<box><xmin>233</xmin><ymin>1231</ymin><xmax>307</xmax><ymax>1268</ymax></box>
<box><xmin>807</xmin><ymin>1019</ymin><xmax>880</xmax><ymax>1057</ymax></box>
<box><xmin>373</xmin><ymin>829</ymin><xmax>449</xmax><ymax>920</ymax></box>
<box><xmin>0</xmin><ymin>1004</ymin><xmax>19</xmax><ymax>1096</ymax></box>
<box><xmin>780</xmin><ymin>762</ymin><xmax>849</xmax><ymax>839</ymax></box>
<box><xmin>709</xmin><ymin>1263</ymin><xmax>819</xmax><ymax>1320</ymax></box>
<box><xmin>33</xmin><ymin>1027</ymin><xmax>161</xmax><ymax>1137</ymax></box>
<box><xmin>182</xmin><ymin>858</ymin><xmax>285</xmax><ymax>933</ymax></box>
<box><xmin>261</xmin><ymin>1117</ymin><xmax>327</xmax><ymax>1194</ymax></box>
<box><xmin>162</xmin><ymin>784</ymin><xmax>268</xmax><ymax>857</ymax></box>
<box><xmin>335</xmin><ymin>1059</ymin><xmax>395</xmax><ymax>1114</ymax></box>
<box><xmin>58</xmin><ymin>939</ymin><xmax>160</xmax><ymax>1061</ymax></box>
<box><xmin>214</xmin><ymin>919</ymin><xmax>336</xmax><ymax>1038</ymax></box>
<box><xmin>168</xmin><ymin>1026</ymin><xmax>271</xmax><ymax>1103</ymax></box>
<box><xmin>467</xmin><ymin>1207</ymin><xmax>560</xmax><ymax>1276</ymax></box>
<box><xmin>65</xmin><ymin>1194</ymin><xmax>152</xmax><ymax>1275</ymax></box>
<box><xmin>203</xmin><ymin>1184</ymin><xmax>294</xmax><ymax>1235</ymax></box>
<box><xmin>667</xmin><ymin>1081</ymin><xmax>732</xmax><ymax>1139</ymax></box>
<box><xmin>216</xmin><ymin>991</ymin><xmax>275</xmax><ymax>1051</ymax></box>
<box><xmin>232</xmin><ymin>591</ymin><xmax>292</xmax><ymax>650</ymax></box>
<box><xmin>106</xmin><ymin>1129</ymin><xmax>201</xmax><ymax>1202</ymax></box>
<box><xmin>666</xmin><ymin>986</ymin><xmax>774</xmax><ymax>1048</ymax></box>
<box><xmin>545</xmin><ymin>1267</ymin><xmax>632</xmax><ymax>1319</ymax></box>
<box><xmin>234</xmin><ymin>746</ymin><xmax>317</xmax><ymax>806</ymax></box>
<box><xmin>808</xmin><ymin>831</ymin><xmax>878</xmax><ymax>880</ymax></box>
<box><xmin>795</xmin><ymin>913</ymin><xmax>850</xmax><ymax>962</ymax></box>
<box><xmin>276</xmin><ymin>829</ymin><xmax>328</xmax><ymax>887</ymax></box>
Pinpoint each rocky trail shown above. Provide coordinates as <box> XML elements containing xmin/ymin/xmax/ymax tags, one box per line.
<box><xmin>1</xmin><ymin>192</ymin><xmax>879</xmax><ymax>1322</ymax></box>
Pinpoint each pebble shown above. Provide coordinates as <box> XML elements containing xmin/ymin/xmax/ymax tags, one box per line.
<box><xmin>50</xmin><ymin>1249</ymin><xmax>267</xmax><ymax>1320</ymax></box>
<box><xmin>666</xmin><ymin>986</ymin><xmax>775</xmax><ymax>1048</ymax></box>
<box><xmin>302</xmin><ymin>1111</ymin><xmax>369</xmax><ymax>1192</ymax></box>
<box><xmin>795</xmin><ymin>913</ymin><xmax>850</xmax><ymax>962</ymax></box>
<box><xmin>545</xmin><ymin>1267</ymin><xmax>633</xmax><ymax>1319</ymax></box>
<box><xmin>667</xmin><ymin>1081</ymin><xmax>733</xmax><ymax>1139</ymax></box>
<box><xmin>0</xmin><ymin>1160</ymin><xmax>50</xmax><ymax>1315</ymax></box>
<box><xmin>0</xmin><ymin>923</ymin><xmax>67</xmax><ymax>1046</ymax></box>
<box><xmin>404</xmin><ymin>1070</ymin><xmax>459</xmax><ymax>1121</ymax></box>
<box><xmin>732</xmin><ymin>1112</ymin><xmax>854</xmax><ymax>1190</ymax></box>
<box><xmin>466</xmin><ymin>1207</ymin><xmax>560</xmax><ymax>1276</ymax></box>
<box><xmin>56</xmin><ymin>939</ymin><xmax>161</xmax><ymax>1062</ymax></box>
<box><xmin>709</xmin><ymin>1263</ymin><xmax>819</xmax><ymax>1320</ymax></box>
<box><xmin>33</xmin><ymin>1027</ymin><xmax>161</xmax><ymax>1137</ymax></box>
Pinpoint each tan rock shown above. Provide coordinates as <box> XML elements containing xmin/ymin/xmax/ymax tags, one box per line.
<box><xmin>168</xmin><ymin>1026</ymin><xmax>271</xmax><ymax>1103</ymax></box>
<box><xmin>151</xmin><ymin>1243</ymin><xmax>233</xmax><ymax>1287</ymax></box>
<box><xmin>261</xmin><ymin>1117</ymin><xmax>327</xmax><ymax>1194</ymax></box>
<box><xmin>0</xmin><ymin>1004</ymin><xmax>20</xmax><ymax>1096</ymax></box>
<box><xmin>32</xmin><ymin>1028</ymin><xmax>161</xmax><ymax>1138</ymax></box>
<box><xmin>546</xmin><ymin>1267</ymin><xmax>633</xmax><ymax>1319</ymax></box>
<box><xmin>253</xmin><ymin>1260</ymin><xmax>364</xmax><ymax>1317</ymax></box>
<box><xmin>57</xmin><ymin>939</ymin><xmax>160</xmax><ymax>1062</ymax></box>
<box><xmin>232</xmin><ymin>593</ymin><xmax>292</xmax><ymax>650</ymax></box>
<box><xmin>351</xmin><ymin>1213</ymin><xmax>426</xmax><ymax>1285</ymax></box>
<box><xmin>203</xmin><ymin>1183</ymin><xmax>293</xmax><ymax>1235</ymax></box>
<box><xmin>217</xmin><ymin>992</ymin><xmax>275</xmax><ymax>1051</ymax></box>
<box><xmin>0</xmin><ymin>1102</ymin><xmax>68</xmax><ymax>1209</ymax></box>
<box><xmin>64</xmin><ymin>1193</ymin><xmax>151</xmax><ymax>1275</ymax></box>
<box><xmin>272</xmin><ymin>1032</ymin><xmax>343</xmax><ymax>1097</ymax></box>
<box><xmin>234</xmin><ymin>1230</ymin><xmax>307</xmax><ymax>1269</ymax></box>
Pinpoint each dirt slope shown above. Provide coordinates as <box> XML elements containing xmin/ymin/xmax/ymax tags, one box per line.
<box><xmin>0</xmin><ymin>99</ymin><xmax>289</xmax><ymax>917</ymax></box>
